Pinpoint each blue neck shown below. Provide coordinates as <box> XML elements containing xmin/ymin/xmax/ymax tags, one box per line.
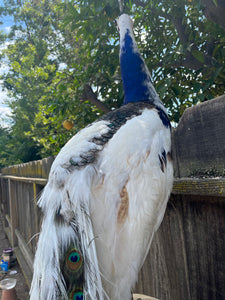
<box><xmin>120</xmin><ymin>29</ymin><xmax>157</xmax><ymax>105</ymax></box>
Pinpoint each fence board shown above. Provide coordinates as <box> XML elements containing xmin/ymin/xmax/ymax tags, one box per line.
<box><xmin>173</xmin><ymin>94</ymin><xmax>225</xmax><ymax>177</ymax></box>
<box><xmin>173</xmin><ymin>177</ymin><xmax>225</xmax><ymax>197</ymax></box>
<box><xmin>0</xmin><ymin>175</ymin><xmax>47</xmax><ymax>185</ymax></box>
<box><xmin>15</xmin><ymin>229</ymin><xmax>34</xmax><ymax>272</ymax></box>
<box><xmin>135</xmin><ymin>194</ymin><xmax>225</xmax><ymax>300</ymax></box>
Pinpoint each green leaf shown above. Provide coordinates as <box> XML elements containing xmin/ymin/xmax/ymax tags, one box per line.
<box><xmin>192</xmin><ymin>50</ymin><xmax>204</xmax><ymax>63</ymax></box>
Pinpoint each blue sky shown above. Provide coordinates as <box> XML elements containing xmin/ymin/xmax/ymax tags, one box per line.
<box><xmin>0</xmin><ymin>0</ymin><xmax>14</xmax><ymax>32</ymax></box>
<box><xmin>0</xmin><ymin>4</ymin><xmax>14</xmax><ymax>127</ymax></box>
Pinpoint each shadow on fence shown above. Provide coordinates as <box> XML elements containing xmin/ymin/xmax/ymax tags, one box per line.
<box><xmin>0</xmin><ymin>95</ymin><xmax>225</xmax><ymax>299</ymax></box>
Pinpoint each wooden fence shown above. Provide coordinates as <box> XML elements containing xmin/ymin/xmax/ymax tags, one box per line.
<box><xmin>0</xmin><ymin>95</ymin><xmax>225</xmax><ymax>299</ymax></box>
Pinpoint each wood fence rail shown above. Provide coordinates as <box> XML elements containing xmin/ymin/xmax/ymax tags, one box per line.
<box><xmin>0</xmin><ymin>95</ymin><xmax>225</xmax><ymax>299</ymax></box>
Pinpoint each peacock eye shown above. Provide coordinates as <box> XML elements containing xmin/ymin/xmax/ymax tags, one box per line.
<box><xmin>70</xmin><ymin>290</ymin><xmax>84</xmax><ymax>300</ymax></box>
<box><xmin>73</xmin><ymin>291</ymin><xmax>83</xmax><ymax>300</ymax></box>
<box><xmin>66</xmin><ymin>249</ymin><xmax>83</xmax><ymax>271</ymax></box>
<box><xmin>69</xmin><ymin>252</ymin><xmax>79</xmax><ymax>263</ymax></box>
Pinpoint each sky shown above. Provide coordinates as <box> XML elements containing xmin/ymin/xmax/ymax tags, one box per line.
<box><xmin>0</xmin><ymin>2</ymin><xmax>13</xmax><ymax>127</ymax></box>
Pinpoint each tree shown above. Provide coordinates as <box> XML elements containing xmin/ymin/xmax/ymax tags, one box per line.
<box><xmin>1</xmin><ymin>0</ymin><xmax>225</xmax><ymax>165</ymax></box>
<box><xmin>1</xmin><ymin>0</ymin><xmax>64</xmax><ymax>158</ymax></box>
<box><xmin>0</xmin><ymin>126</ymin><xmax>15</xmax><ymax>169</ymax></box>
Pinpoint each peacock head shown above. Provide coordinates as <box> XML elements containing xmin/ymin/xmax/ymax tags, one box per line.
<box><xmin>116</xmin><ymin>13</ymin><xmax>166</xmax><ymax>110</ymax></box>
<box><xmin>116</xmin><ymin>13</ymin><xmax>133</xmax><ymax>34</ymax></box>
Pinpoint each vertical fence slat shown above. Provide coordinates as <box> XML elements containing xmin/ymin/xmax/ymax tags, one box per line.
<box><xmin>8</xmin><ymin>179</ymin><xmax>18</xmax><ymax>247</ymax></box>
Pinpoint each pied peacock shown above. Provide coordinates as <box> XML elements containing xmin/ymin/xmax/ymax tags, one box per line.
<box><xmin>30</xmin><ymin>13</ymin><xmax>173</xmax><ymax>300</ymax></box>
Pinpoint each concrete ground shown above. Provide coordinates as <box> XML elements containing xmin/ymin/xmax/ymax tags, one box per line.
<box><xmin>0</xmin><ymin>217</ymin><xmax>29</xmax><ymax>300</ymax></box>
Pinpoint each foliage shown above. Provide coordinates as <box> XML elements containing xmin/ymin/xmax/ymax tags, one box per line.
<box><xmin>0</xmin><ymin>0</ymin><xmax>225</xmax><ymax>166</ymax></box>
<box><xmin>0</xmin><ymin>126</ymin><xmax>16</xmax><ymax>169</ymax></box>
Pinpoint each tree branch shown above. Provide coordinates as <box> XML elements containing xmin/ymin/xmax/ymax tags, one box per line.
<box><xmin>156</xmin><ymin>56</ymin><xmax>201</xmax><ymax>70</ymax></box>
<box><xmin>133</xmin><ymin>0</ymin><xmax>223</xmax><ymax>71</ymax></box>
<box><xmin>132</xmin><ymin>0</ymin><xmax>147</xmax><ymax>8</ymax></box>
<box><xmin>82</xmin><ymin>84</ymin><xmax>111</xmax><ymax>113</ymax></box>
<box><xmin>171</xmin><ymin>2</ymin><xmax>222</xmax><ymax>71</ymax></box>
<box><xmin>201</xmin><ymin>0</ymin><xmax>225</xmax><ymax>31</ymax></box>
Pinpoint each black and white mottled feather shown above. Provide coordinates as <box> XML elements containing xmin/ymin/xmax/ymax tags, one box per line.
<box><xmin>30</xmin><ymin>14</ymin><xmax>173</xmax><ymax>300</ymax></box>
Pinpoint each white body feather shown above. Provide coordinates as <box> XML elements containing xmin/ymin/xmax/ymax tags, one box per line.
<box><xmin>30</xmin><ymin>107</ymin><xmax>173</xmax><ymax>300</ymax></box>
<box><xmin>91</xmin><ymin>108</ymin><xmax>173</xmax><ymax>299</ymax></box>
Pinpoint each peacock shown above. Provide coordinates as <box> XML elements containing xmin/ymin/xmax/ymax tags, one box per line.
<box><xmin>30</xmin><ymin>13</ymin><xmax>173</xmax><ymax>300</ymax></box>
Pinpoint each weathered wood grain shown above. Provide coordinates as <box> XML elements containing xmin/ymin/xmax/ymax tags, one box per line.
<box><xmin>135</xmin><ymin>195</ymin><xmax>225</xmax><ymax>300</ymax></box>
<box><xmin>14</xmin><ymin>246</ymin><xmax>33</xmax><ymax>288</ymax></box>
<box><xmin>8</xmin><ymin>179</ymin><xmax>18</xmax><ymax>247</ymax></box>
<box><xmin>173</xmin><ymin>95</ymin><xmax>225</xmax><ymax>177</ymax></box>
<box><xmin>133</xmin><ymin>294</ymin><xmax>158</xmax><ymax>300</ymax></box>
<box><xmin>15</xmin><ymin>229</ymin><xmax>34</xmax><ymax>272</ymax></box>
<box><xmin>173</xmin><ymin>177</ymin><xmax>225</xmax><ymax>197</ymax></box>
<box><xmin>0</xmin><ymin>175</ymin><xmax>47</xmax><ymax>185</ymax></box>
<box><xmin>1</xmin><ymin>156</ymin><xmax>54</xmax><ymax>179</ymax></box>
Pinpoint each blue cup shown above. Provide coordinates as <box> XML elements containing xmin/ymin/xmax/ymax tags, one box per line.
<box><xmin>1</xmin><ymin>261</ymin><xmax>8</xmax><ymax>272</ymax></box>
